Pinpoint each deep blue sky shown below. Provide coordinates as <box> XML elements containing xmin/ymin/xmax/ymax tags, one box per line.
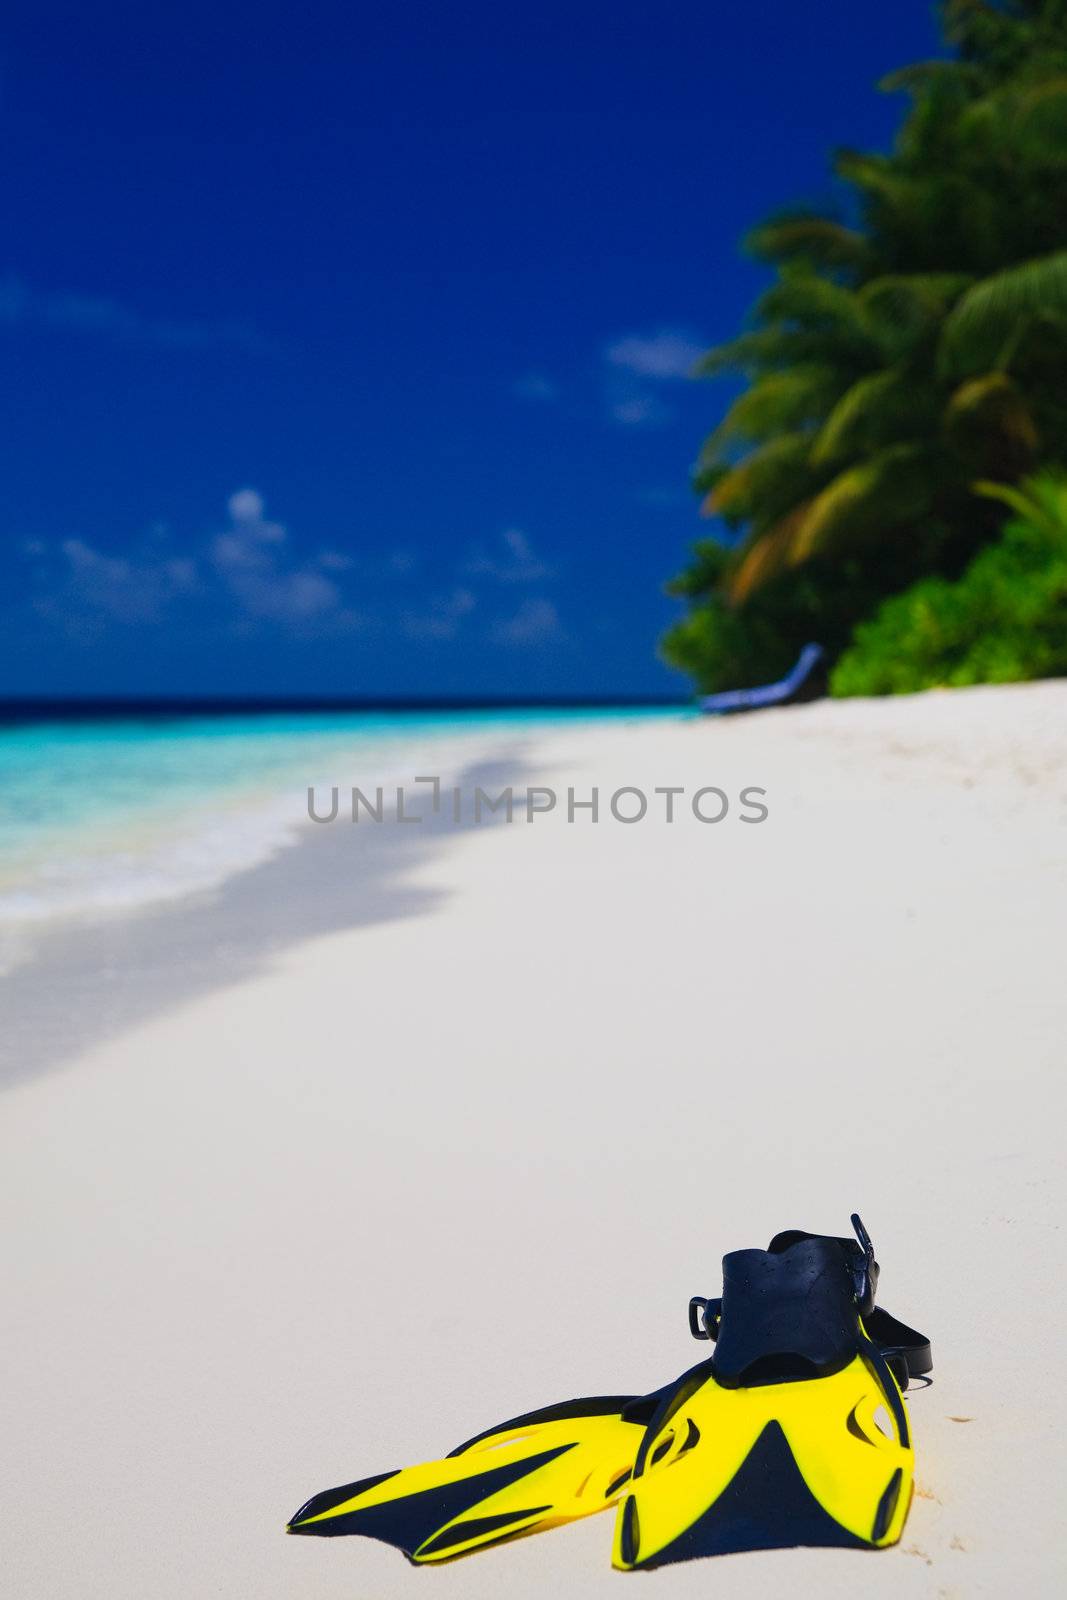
<box><xmin>1</xmin><ymin>1</ymin><xmax>941</xmax><ymax>697</ymax></box>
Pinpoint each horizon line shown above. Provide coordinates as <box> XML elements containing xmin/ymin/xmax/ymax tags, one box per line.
<box><xmin>0</xmin><ymin>693</ymin><xmax>692</xmax><ymax>726</ymax></box>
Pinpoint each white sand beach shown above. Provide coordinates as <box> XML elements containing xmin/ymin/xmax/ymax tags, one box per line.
<box><xmin>3</xmin><ymin>683</ymin><xmax>1065</xmax><ymax>1599</ymax></box>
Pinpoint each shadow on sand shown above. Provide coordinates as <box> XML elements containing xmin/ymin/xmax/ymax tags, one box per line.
<box><xmin>0</xmin><ymin>750</ymin><xmax>534</xmax><ymax>1090</ymax></box>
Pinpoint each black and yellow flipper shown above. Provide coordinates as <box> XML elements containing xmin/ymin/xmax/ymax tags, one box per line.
<box><xmin>612</xmin><ymin>1215</ymin><xmax>930</xmax><ymax>1568</ymax></box>
<box><xmin>287</xmin><ymin>1215</ymin><xmax>931</xmax><ymax>1571</ymax></box>
<box><xmin>287</xmin><ymin>1392</ymin><xmax>660</xmax><ymax>1561</ymax></box>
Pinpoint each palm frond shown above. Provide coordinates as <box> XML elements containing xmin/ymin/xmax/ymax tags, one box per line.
<box><xmin>700</xmin><ymin>434</ymin><xmax>815</xmax><ymax>522</ymax></box>
<box><xmin>975</xmin><ymin>471</ymin><xmax>1067</xmax><ymax>542</ymax></box>
<box><xmin>745</xmin><ymin>215</ymin><xmax>872</xmax><ymax>273</ymax></box>
<box><xmin>974</xmin><ymin>479</ymin><xmax>1048</xmax><ymax>523</ymax></box>
<box><xmin>859</xmin><ymin>273</ymin><xmax>974</xmax><ymax>359</ymax></box>
<box><xmin>756</xmin><ymin>269</ymin><xmax>870</xmax><ymax>339</ymax></box>
<box><xmin>696</xmin><ymin>322</ymin><xmax>876</xmax><ymax>379</ymax></box>
<box><xmin>724</xmin><ymin>503</ymin><xmax>815</xmax><ymax>605</ymax></box>
<box><xmin>1009</xmin><ymin>73</ymin><xmax>1067</xmax><ymax>157</ymax></box>
<box><xmin>704</xmin><ymin>366</ymin><xmax>842</xmax><ymax>451</ymax></box>
<box><xmin>723</xmin><ymin>445</ymin><xmax>932</xmax><ymax>602</ymax></box>
<box><xmin>941</xmin><ymin>0</ymin><xmax>1032</xmax><ymax>65</ymax></box>
<box><xmin>810</xmin><ymin>369</ymin><xmax>927</xmax><ymax>465</ymax></box>
<box><xmin>788</xmin><ymin>445</ymin><xmax>933</xmax><ymax>568</ymax></box>
<box><xmin>832</xmin><ymin>150</ymin><xmax>915</xmax><ymax>218</ymax></box>
<box><xmin>945</xmin><ymin>372</ymin><xmax>1039</xmax><ymax>465</ymax></box>
<box><xmin>695</xmin><ymin>329</ymin><xmax>811</xmax><ymax>379</ymax></box>
<box><xmin>880</xmin><ymin>60</ymin><xmax>984</xmax><ymax>96</ymax></box>
<box><xmin>940</xmin><ymin>249</ymin><xmax>1067</xmax><ymax>374</ymax></box>
<box><xmin>664</xmin><ymin>538</ymin><xmax>732</xmax><ymax>600</ymax></box>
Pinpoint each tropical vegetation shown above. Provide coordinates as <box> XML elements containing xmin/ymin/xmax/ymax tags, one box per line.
<box><xmin>663</xmin><ymin>1</ymin><xmax>1067</xmax><ymax>694</ymax></box>
<box><xmin>833</xmin><ymin>469</ymin><xmax>1067</xmax><ymax>691</ymax></box>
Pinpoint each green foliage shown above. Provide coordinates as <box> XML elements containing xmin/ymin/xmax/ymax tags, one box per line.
<box><xmin>832</xmin><ymin>469</ymin><xmax>1067</xmax><ymax>693</ymax></box>
<box><xmin>663</xmin><ymin>0</ymin><xmax>1067</xmax><ymax>694</ymax></box>
<box><xmin>939</xmin><ymin>250</ymin><xmax>1067</xmax><ymax>374</ymax></box>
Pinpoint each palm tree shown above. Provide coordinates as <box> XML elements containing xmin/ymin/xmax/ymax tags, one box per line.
<box><xmin>664</xmin><ymin>0</ymin><xmax>1067</xmax><ymax>692</ymax></box>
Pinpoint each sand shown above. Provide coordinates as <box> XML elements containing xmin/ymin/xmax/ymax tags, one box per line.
<box><xmin>2</xmin><ymin>682</ymin><xmax>1065</xmax><ymax>1598</ymax></box>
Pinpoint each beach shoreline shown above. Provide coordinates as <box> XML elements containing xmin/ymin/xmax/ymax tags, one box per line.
<box><xmin>2</xmin><ymin>682</ymin><xmax>1065</xmax><ymax>1597</ymax></box>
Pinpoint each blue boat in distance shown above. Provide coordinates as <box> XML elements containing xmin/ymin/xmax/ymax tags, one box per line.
<box><xmin>701</xmin><ymin>643</ymin><xmax>827</xmax><ymax>716</ymax></box>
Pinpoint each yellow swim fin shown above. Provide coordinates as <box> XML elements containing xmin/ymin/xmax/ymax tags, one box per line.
<box><xmin>287</xmin><ymin>1215</ymin><xmax>930</xmax><ymax>1571</ymax></box>
<box><xmin>287</xmin><ymin>1392</ymin><xmax>657</xmax><ymax>1561</ymax></box>
<box><xmin>612</xmin><ymin>1215</ymin><xmax>929</xmax><ymax>1568</ymax></box>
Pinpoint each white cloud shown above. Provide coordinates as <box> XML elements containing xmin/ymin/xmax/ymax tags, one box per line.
<box><xmin>402</xmin><ymin>587</ymin><xmax>477</xmax><ymax>641</ymax></box>
<box><xmin>609</xmin><ymin>394</ymin><xmax>672</xmax><ymax>429</ymax></box>
<box><xmin>31</xmin><ymin>490</ymin><xmax>358</xmax><ymax>639</ymax></box>
<box><xmin>491</xmin><ymin>597</ymin><xmax>562</xmax><ymax>646</ymax></box>
<box><xmin>210</xmin><ymin>490</ymin><xmax>351</xmax><ymax>627</ymax></box>
<box><xmin>605</xmin><ymin>328</ymin><xmax>704</xmax><ymax>380</ymax></box>
<box><xmin>465</xmin><ymin>528</ymin><xmax>552</xmax><ymax>583</ymax></box>
<box><xmin>63</xmin><ymin>538</ymin><xmax>198</xmax><ymax>621</ymax></box>
<box><xmin>34</xmin><ymin>536</ymin><xmax>200</xmax><ymax>633</ymax></box>
<box><xmin>23</xmin><ymin>494</ymin><xmax>568</xmax><ymax>651</ymax></box>
<box><xmin>513</xmin><ymin>373</ymin><xmax>557</xmax><ymax>401</ymax></box>
<box><xmin>603</xmin><ymin>327</ymin><xmax>704</xmax><ymax>428</ymax></box>
<box><xmin>0</xmin><ymin>274</ymin><xmax>269</xmax><ymax>353</ymax></box>
<box><xmin>389</xmin><ymin>528</ymin><xmax>562</xmax><ymax>647</ymax></box>
<box><xmin>227</xmin><ymin>487</ymin><xmax>273</xmax><ymax>529</ymax></box>
<box><xmin>317</xmin><ymin>549</ymin><xmax>356</xmax><ymax>572</ymax></box>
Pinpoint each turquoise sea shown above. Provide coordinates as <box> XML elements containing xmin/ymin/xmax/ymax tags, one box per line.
<box><xmin>0</xmin><ymin>706</ymin><xmax>683</xmax><ymax>950</ymax></box>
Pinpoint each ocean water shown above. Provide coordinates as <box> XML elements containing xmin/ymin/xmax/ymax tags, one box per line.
<box><xmin>0</xmin><ymin>706</ymin><xmax>681</xmax><ymax>960</ymax></box>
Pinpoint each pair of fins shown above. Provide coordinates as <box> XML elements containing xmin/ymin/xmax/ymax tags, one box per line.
<box><xmin>287</xmin><ymin>1215</ymin><xmax>931</xmax><ymax>1570</ymax></box>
